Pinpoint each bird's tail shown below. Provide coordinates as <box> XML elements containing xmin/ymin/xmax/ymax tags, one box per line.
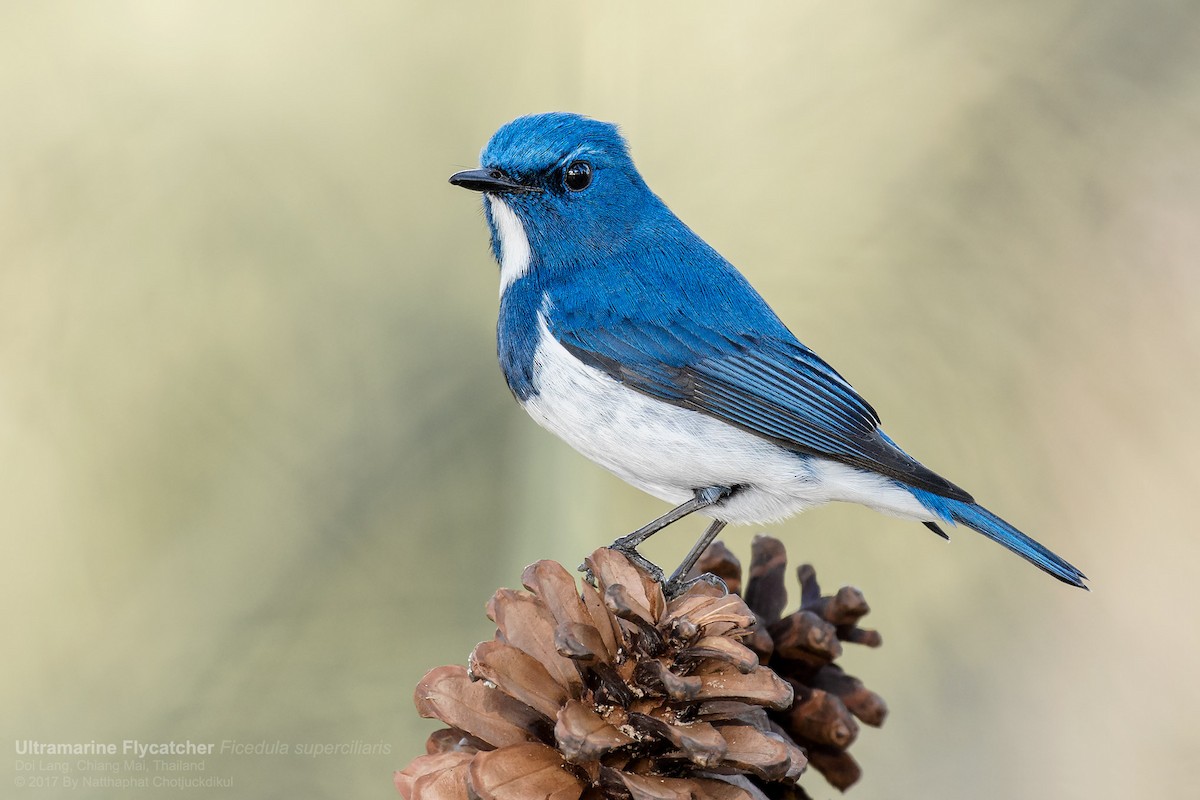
<box><xmin>909</xmin><ymin>488</ymin><xmax>1088</xmax><ymax>589</ymax></box>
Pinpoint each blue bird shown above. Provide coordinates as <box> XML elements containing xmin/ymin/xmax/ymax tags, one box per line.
<box><xmin>449</xmin><ymin>112</ymin><xmax>1087</xmax><ymax>594</ymax></box>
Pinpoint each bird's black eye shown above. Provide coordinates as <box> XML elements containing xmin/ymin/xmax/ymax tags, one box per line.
<box><xmin>563</xmin><ymin>160</ymin><xmax>592</xmax><ymax>191</ymax></box>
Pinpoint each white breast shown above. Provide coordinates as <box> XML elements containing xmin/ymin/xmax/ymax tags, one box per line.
<box><xmin>521</xmin><ymin>311</ymin><xmax>933</xmax><ymax>525</ymax></box>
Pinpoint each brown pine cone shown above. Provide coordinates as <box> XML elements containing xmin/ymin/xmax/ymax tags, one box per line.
<box><xmin>693</xmin><ymin>536</ymin><xmax>887</xmax><ymax>791</ymax></box>
<box><xmin>396</xmin><ymin>548</ymin><xmax>813</xmax><ymax>800</ymax></box>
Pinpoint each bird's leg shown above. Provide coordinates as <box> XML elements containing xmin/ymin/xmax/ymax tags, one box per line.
<box><xmin>604</xmin><ymin>486</ymin><xmax>731</xmax><ymax>583</ymax></box>
<box><xmin>613</xmin><ymin>486</ymin><xmax>729</xmax><ymax>551</ymax></box>
<box><xmin>663</xmin><ymin>519</ymin><xmax>729</xmax><ymax>598</ymax></box>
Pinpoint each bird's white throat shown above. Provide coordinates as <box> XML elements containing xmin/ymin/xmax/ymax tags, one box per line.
<box><xmin>487</xmin><ymin>195</ymin><xmax>531</xmax><ymax>296</ymax></box>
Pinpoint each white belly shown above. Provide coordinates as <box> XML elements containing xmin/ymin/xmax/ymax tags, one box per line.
<box><xmin>521</xmin><ymin>315</ymin><xmax>933</xmax><ymax>526</ymax></box>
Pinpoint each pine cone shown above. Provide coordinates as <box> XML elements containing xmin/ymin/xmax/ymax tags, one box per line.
<box><xmin>395</xmin><ymin>548</ymin><xmax>812</xmax><ymax>800</ymax></box>
<box><xmin>692</xmin><ymin>536</ymin><xmax>887</xmax><ymax>791</ymax></box>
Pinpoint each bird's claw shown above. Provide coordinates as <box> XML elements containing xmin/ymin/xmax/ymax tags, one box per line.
<box><xmin>663</xmin><ymin>571</ymin><xmax>728</xmax><ymax>600</ymax></box>
<box><xmin>582</xmin><ymin>543</ymin><xmax>665</xmax><ymax>585</ymax></box>
<box><xmin>621</xmin><ymin>549</ymin><xmax>666</xmax><ymax>584</ymax></box>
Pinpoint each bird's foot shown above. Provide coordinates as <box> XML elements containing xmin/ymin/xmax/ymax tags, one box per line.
<box><xmin>612</xmin><ymin>544</ymin><xmax>666</xmax><ymax>584</ymax></box>
<box><xmin>586</xmin><ymin>487</ymin><xmax>734</xmax><ymax>589</ymax></box>
<box><xmin>663</xmin><ymin>571</ymin><xmax>728</xmax><ymax>600</ymax></box>
<box><xmin>579</xmin><ymin>543</ymin><xmax>665</xmax><ymax>586</ymax></box>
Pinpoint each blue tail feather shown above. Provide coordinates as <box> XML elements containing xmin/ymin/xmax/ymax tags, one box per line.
<box><xmin>909</xmin><ymin>488</ymin><xmax>1088</xmax><ymax>589</ymax></box>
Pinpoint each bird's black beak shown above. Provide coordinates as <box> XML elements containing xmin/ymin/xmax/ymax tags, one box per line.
<box><xmin>448</xmin><ymin>168</ymin><xmax>541</xmax><ymax>194</ymax></box>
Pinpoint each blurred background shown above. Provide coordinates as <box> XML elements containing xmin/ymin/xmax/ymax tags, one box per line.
<box><xmin>3</xmin><ymin>2</ymin><xmax>1198</xmax><ymax>798</ymax></box>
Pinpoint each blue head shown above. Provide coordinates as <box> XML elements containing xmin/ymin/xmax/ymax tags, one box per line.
<box><xmin>450</xmin><ymin>111</ymin><xmax>786</xmax><ymax>334</ymax></box>
<box><xmin>450</xmin><ymin>113</ymin><xmax>791</xmax><ymax>397</ymax></box>
<box><xmin>449</xmin><ymin>113</ymin><xmax>686</xmax><ymax>292</ymax></box>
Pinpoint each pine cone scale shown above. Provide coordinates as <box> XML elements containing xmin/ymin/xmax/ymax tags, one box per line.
<box><xmin>555</xmin><ymin>699</ymin><xmax>636</xmax><ymax>762</ymax></box>
<box><xmin>414</xmin><ymin>665</ymin><xmax>542</xmax><ymax>748</ymax></box>
<box><xmin>467</xmin><ymin>741</ymin><xmax>583</xmax><ymax>800</ymax></box>
<box><xmin>468</xmin><ymin>640</ymin><xmax>566</xmax><ymax>719</ymax></box>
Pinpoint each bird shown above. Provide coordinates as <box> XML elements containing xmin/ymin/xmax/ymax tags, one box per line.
<box><xmin>448</xmin><ymin>112</ymin><xmax>1087</xmax><ymax>595</ymax></box>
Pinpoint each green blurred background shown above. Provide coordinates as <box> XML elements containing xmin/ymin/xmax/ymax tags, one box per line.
<box><xmin>3</xmin><ymin>2</ymin><xmax>1198</xmax><ymax>798</ymax></box>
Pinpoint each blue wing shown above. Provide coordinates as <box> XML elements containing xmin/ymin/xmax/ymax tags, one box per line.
<box><xmin>551</xmin><ymin>311</ymin><xmax>973</xmax><ymax>502</ymax></box>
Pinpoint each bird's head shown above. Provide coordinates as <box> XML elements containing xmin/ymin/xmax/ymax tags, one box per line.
<box><xmin>450</xmin><ymin>113</ymin><xmax>664</xmax><ymax>291</ymax></box>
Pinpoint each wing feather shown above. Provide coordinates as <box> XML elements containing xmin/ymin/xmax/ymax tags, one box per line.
<box><xmin>554</xmin><ymin>316</ymin><xmax>972</xmax><ymax>502</ymax></box>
